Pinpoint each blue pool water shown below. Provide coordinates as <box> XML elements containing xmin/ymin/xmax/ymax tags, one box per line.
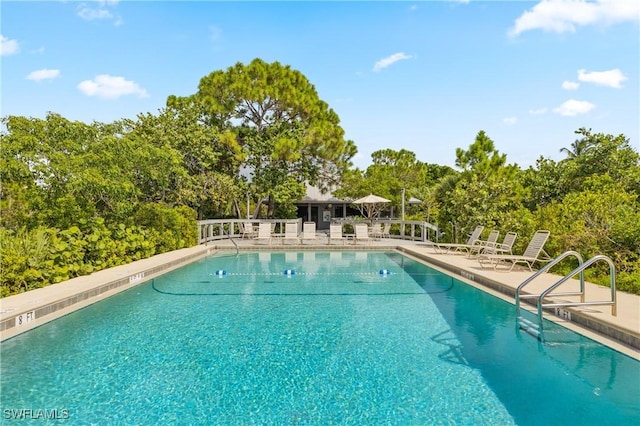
<box><xmin>1</xmin><ymin>251</ymin><xmax>638</xmax><ymax>425</ymax></box>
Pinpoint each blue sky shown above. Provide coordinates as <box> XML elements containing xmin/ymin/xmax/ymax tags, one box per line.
<box><xmin>2</xmin><ymin>0</ymin><xmax>638</xmax><ymax>169</ymax></box>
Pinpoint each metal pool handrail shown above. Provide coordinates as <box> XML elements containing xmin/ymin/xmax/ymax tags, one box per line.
<box><xmin>515</xmin><ymin>250</ymin><xmax>584</xmax><ymax>317</ymax></box>
<box><xmin>537</xmin><ymin>254</ymin><xmax>617</xmax><ymax>320</ymax></box>
<box><xmin>516</xmin><ymin>252</ymin><xmax>617</xmax><ymax>342</ymax></box>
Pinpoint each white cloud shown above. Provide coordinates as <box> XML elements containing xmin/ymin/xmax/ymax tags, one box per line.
<box><xmin>373</xmin><ymin>52</ymin><xmax>413</xmax><ymax>72</ymax></box>
<box><xmin>577</xmin><ymin>68</ymin><xmax>627</xmax><ymax>88</ymax></box>
<box><xmin>26</xmin><ymin>69</ymin><xmax>61</xmax><ymax>81</ymax></box>
<box><xmin>77</xmin><ymin>1</ymin><xmax>122</xmax><ymax>25</ymax></box>
<box><xmin>553</xmin><ymin>99</ymin><xmax>596</xmax><ymax>116</ymax></box>
<box><xmin>1</xmin><ymin>34</ymin><xmax>19</xmax><ymax>56</ymax></box>
<box><xmin>78</xmin><ymin>5</ymin><xmax>113</xmax><ymax>20</ymax></box>
<box><xmin>509</xmin><ymin>0</ymin><xmax>640</xmax><ymax>36</ymax></box>
<box><xmin>529</xmin><ymin>108</ymin><xmax>548</xmax><ymax>115</ymax></box>
<box><xmin>503</xmin><ymin>117</ymin><xmax>518</xmax><ymax>125</ymax></box>
<box><xmin>562</xmin><ymin>80</ymin><xmax>580</xmax><ymax>90</ymax></box>
<box><xmin>77</xmin><ymin>75</ymin><xmax>149</xmax><ymax>99</ymax></box>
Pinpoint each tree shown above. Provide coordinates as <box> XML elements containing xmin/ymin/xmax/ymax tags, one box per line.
<box><xmin>454</xmin><ymin>130</ymin><xmax>510</xmax><ymax>178</ymax></box>
<box><xmin>168</xmin><ymin>58</ymin><xmax>357</xmax><ymax>218</ymax></box>
<box><xmin>569</xmin><ymin>130</ymin><xmax>639</xmax><ymax>195</ymax></box>
<box><xmin>436</xmin><ymin>131</ymin><xmax>527</xmax><ymax>241</ymax></box>
<box><xmin>534</xmin><ymin>175</ymin><xmax>640</xmax><ymax>293</ymax></box>
<box><xmin>528</xmin><ymin>128</ymin><xmax>640</xmax><ymax>209</ymax></box>
<box><xmin>559</xmin><ymin>127</ymin><xmax>595</xmax><ymax>158</ymax></box>
<box><xmin>334</xmin><ymin>149</ymin><xmax>431</xmax><ymax>215</ymax></box>
<box><xmin>122</xmin><ymin>104</ymin><xmax>243</xmax><ymax>219</ymax></box>
<box><xmin>0</xmin><ymin>114</ymin><xmax>141</xmax><ymax>228</ymax></box>
<box><xmin>522</xmin><ymin>157</ymin><xmax>569</xmax><ymax>209</ymax></box>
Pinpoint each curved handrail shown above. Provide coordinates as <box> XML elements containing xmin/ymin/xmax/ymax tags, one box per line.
<box><xmin>515</xmin><ymin>251</ymin><xmax>584</xmax><ymax>316</ymax></box>
<box><xmin>221</xmin><ymin>227</ymin><xmax>239</xmax><ymax>255</ymax></box>
<box><xmin>537</xmin><ymin>255</ymin><xmax>617</xmax><ymax>322</ymax></box>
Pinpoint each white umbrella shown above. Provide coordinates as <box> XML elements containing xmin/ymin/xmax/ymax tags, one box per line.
<box><xmin>351</xmin><ymin>194</ymin><xmax>391</xmax><ymax>219</ymax></box>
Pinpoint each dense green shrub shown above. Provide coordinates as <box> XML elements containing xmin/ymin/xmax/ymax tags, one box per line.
<box><xmin>133</xmin><ymin>203</ymin><xmax>197</xmax><ymax>252</ymax></box>
<box><xmin>0</xmin><ymin>228</ymin><xmax>56</xmax><ymax>296</ymax></box>
<box><xmin>0</xmin><ymin>209</ymin><xmax>196</xmax><ymax>297</ymax></box>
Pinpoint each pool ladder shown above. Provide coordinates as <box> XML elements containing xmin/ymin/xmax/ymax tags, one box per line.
<box><xmin>218</xmin><ymin>227</ymin><xmax>239</xmax><ymax>255</ymax></box>
<box><xmin>515</xmin><ymin>251</ymin><xmax>617</xmax><ymax>342</ymax></box>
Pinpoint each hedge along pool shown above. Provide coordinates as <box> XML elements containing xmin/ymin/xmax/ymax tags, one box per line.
<box><xmin>1</xmin><ymin>251</ymin><xmax>638</xmax><ymax>425</ymax></box>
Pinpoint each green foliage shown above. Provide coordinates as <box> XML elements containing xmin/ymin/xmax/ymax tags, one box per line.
<box><xmin>0</xmin><ymin>115</ymin><xmax>142</xmax><ymax>227</ymax></box>
<box><xmin>0</xmin><ymin>227</ymin><xmax>55</xmax><ymax>296</ymax></box>
<box><xmin>334</xmin><ymin>148</ymin><xmax>443</xmax><ymax>220</ymax></box>
<box><xmin>122</xmin><ymin>105</ymin><xmax>242</xmax><ymax>219</ymax></box>
<box><xmin>522</xmin><ymin>157</ymin><xmax>569</xmax><ymax>209</ymax></box>
<box><xmin>170</xmin><ymin>58</ymin><xmax>357</xmax><ymax>218</ymax></box>
<box><xmin>535</xmin><ymin>176</ymin><xmax>640</xmax><ymax>268</ymax></box>
<box><xmin>431</xmin><ymin>127</ymin><xmax>640</xmax><ymax>294</ymax></box>
<box><xmin>271</xmin><ymin>178</ymin><xmax>307</xmax><ymax>219</ymax></box>
<box><xmin>0</xmin><ymin>211</ymin><xmax>198</xmax><ymax>297</ymax></box>
<box><xmin>2</xmin><ymin>62</ymin><xmax>638</xmax><ymax>299</ymax></box>
<box><xmin>0</xmin><ymin>182</ymin><xmax>34</xmax><ymax>230</ymax></box>
<box><xmin>615</xmin><ymin>265</ymin><xmax>640</xmax><ymax>295</ymax></box>
<box><xmin>436</xmin><ymin>131</ymin><xmax>526</xmax><ymax>242</ymax></box>
<box><xmin>133</xmin><ymin>203</ymin><xmax>198</xmax><ymax>252</ymax></box>
<box><xmin>0</xmin><ymin>60</ymin><xmax>356</xmax><ymax>296</ymax></box>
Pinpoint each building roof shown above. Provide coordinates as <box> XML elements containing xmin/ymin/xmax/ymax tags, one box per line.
<box><xmin>297</xmin><ymin>184</ymin><xmax>347</xmax><ymax>203</ymax></box>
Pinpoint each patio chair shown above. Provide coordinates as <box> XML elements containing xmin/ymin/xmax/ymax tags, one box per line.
<box><xmin>354</xmin><ymin>223</ymin><xmax>371</xmax><ymax>245</ymax></box>
<box><xmin>431</xmin><ymin>225</ymin><xmax>485</xmax><ymax>254</ymax></box>
<box><xmin>240</xmin><ymin>222</ymin><xmax>256</xmax><ymax>239</ymax></box>
<box><xmin>256</xmin><ymin>222</ymin><xmax>273</xmax><ymax>245</ymax></box>
<box><xmin>301</xmin><ymin>222</ymin><xmax>319</xmax><ymax>244</ymax></box>
<box><xmin>282</xmin><ymin>222</ymin><xmax>299</xmax><ymax>245</ymax></box>
<box><xmin>329</xmin><ymin>224</ymin><xmax>346</xmax><ymax>245</ymax></box>
<box><xmin>478</xmin><ymin>230</ymin><xmax>551</xmax><ymax>271</ymax></box>
<box><xmin>482</xmin><ymin>232</ymin><xmax>517</xmax><ymax>256</ymax></box>
<box><xmin>381</xmin><ymin>222</ymin><xmax>391</xmax><ymax>238</ymax></box>
<box><xmin>369</xmin><ymin>223</ymin><xmax>383</xmax><ymax>239</ymax></box>
<box><xmin>467</xmin><ymin>230</ymin><xmax>500</xmax><ymax>258</ymax></box>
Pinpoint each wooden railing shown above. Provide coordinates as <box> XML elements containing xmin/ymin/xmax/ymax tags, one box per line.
<box><xmin>197</xmin><ymin>218</ymin><xmax>438</xmax><ymax>245</ymax></box>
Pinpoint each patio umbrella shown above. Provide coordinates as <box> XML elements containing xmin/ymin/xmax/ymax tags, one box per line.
<box><xmin>351</xmin><ymin>194</ymin><xmax>391</xmax><ymax>220</ymax></box>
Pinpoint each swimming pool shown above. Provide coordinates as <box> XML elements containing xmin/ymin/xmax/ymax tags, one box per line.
<box><xmin>1</xmin><ymin>251</ymin><xmax>638</xmax><ymax>425</ymax></box>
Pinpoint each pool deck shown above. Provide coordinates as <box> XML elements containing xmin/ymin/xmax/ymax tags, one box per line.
<box><xmin>1</xmin><ymin>237</ymin><xmax>638</xmax><ymax>359</ymax></box>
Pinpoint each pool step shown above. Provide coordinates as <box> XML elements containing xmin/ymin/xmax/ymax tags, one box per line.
<box><xmin>517</xmin><ymin>316</ymin><xmax>541</xmax><ymax>340</ymax></box>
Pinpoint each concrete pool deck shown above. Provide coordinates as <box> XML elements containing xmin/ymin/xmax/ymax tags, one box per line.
<box><xmin>1</xmin><ymin>238</ymin><xmax>638</xmax><ymax>360</ymax></box>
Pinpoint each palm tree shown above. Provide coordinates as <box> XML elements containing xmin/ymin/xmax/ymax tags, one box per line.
<box><xmin>560</xmin><ymin>127</ymin><xmax>594</xmax><ymax>158</ymax></box>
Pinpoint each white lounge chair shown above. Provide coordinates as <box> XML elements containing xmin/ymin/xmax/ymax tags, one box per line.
<box><xmin>369</xmin><ymin>223</ymin><xmax>383</xmax><ymax>239</ymax></box>
<box><xmin>467</xmin><ymin>230</ymin><xmax>500</xmax><ymax>257</ymax></box>
<box><xmin>256</xmin><ymin>222</ymin><xmax>273</xmax><ymax>245</ymax></box>
<box><xmin>329</xmin><ymin>224</ymin><xmax>345</xmax><ymax>245</ymax></box>
<box><xmin>431</xmin><ymin>225</ymin><xmax>485</xmax><ymax>254</ymax></box>
<box><xmin>282</xmin><ymin>222</ymin><xmax>299</xmax><ymax>245</ymax></box>
<box><xmin>354</xmin><ymin>223</ymin><xmax>371</xmax><ymax>245</ymax></box>
<box><xmin>240</xmin><ymin>222</ymin><xmax>256</xmax><ymax>239</ymax></box>
<box><xmin>482</xmin><ymin>232</ymin><xmax>517</xmax><ymax>256</ymax></box>
<box><xmin>478</xmin><ymin>230</ymin><xmax>551</xmax><ymax>271</ymax></box>
<box><xmin>380</xmin><ymin>222</ymin><xmax>391</xmax><ymax>238</ymax></box>
<box><xmin>301</xmin><ymin>222</ymin><xmax>319</xmax><ymax>244</ymax></box>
